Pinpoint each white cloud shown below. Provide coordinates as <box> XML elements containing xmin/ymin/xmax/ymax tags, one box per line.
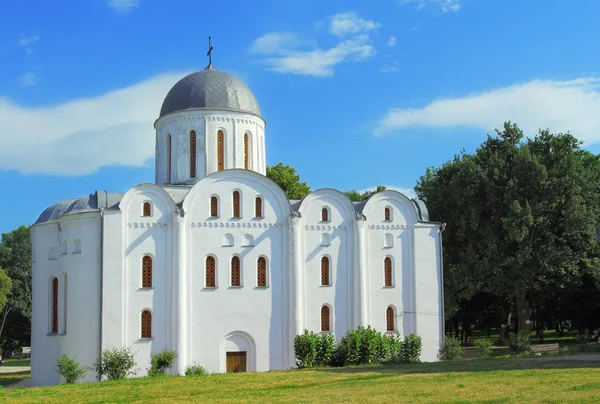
<box><xmin>108</xmin><ymin>0</ymin><xmax>140</xmax><ymax>13</ymax></box>
<box><xmin>329</xmin><ymin>12</ymin><xmax>381</xmax><ymax>37</ymax></box>
<box><xmin>386</xmin><ymin>36</ymin><xmax>397</xmax><ymax>46</ymax></box>
<box><xmin>399</xmin><ymin>0</ymin><xmax>462</xmax><ymax>13</ymax></box>
<box><xmin>375</xmin><ymin>78</ymin><xmax>600</xmax><ymax>145</ymax></box>
<box><xmin>380</xmin><ymin>63</ymin><xmax>398</xmax><ymax>73</ymax></box>
<box><xmin>251</xmin><ymin>11</ymin><xmax>380</xmax><ymax>77</ymax></box>
<box><xmin>0</xmin><ymin>72</ymin><xmax>186</xmax><ymax>175</ymax></box>
<box><xmin>18</xmin><ymin>34</ymin><xmax>40</xmax><ymax>54</ymax></box>
<box><xmin>359</xmin><ymin>186</ymin><xmax>417</xmax><ymax>199</ymax></box>
<box><xmin>18</xmin><ymin>72</ymin><xmax>37</xmax><ymax>87</ymax></box>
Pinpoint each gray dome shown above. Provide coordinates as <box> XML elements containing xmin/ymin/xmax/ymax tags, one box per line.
<box><xmin>159</xmin><ymin>66</ymin><xmax>261</xmax><ymax>118</ymax></box>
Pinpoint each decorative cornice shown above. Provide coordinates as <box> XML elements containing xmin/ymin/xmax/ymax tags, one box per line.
<box><xmin>369</xmin><ymin>224</ymin><xmax>406</xmax><ymax>231</ymax></box>
<box><xmin>158</xmin><ymin>114</ymin><xmax>263</xmax><ymax>129</ymax></box>
<box><xmin>304</xmin><ymin>225</ymin><xmax>346</xmax><ymax>231</ymax></box>
<box><xmin>191</xmin><ymin>221</ymin><xmax>281</xmax><ymax>229</ymax></box>
<box><xmin>127</xmin><ymin>222</ymin><xmax>168</xmax><ymax>229</ymax></box>
<box><xmin>60</xmin><ymin>219</ymin><xmax>97</xmax><ymax>228</ymax></box>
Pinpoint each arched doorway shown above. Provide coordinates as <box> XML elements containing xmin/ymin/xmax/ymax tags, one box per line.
<box><xmin>221</xmin><ymin>331</ymin><xmax>255</xmax><ymax>373</ymax></box>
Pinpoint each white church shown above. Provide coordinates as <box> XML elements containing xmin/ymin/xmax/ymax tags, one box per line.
<box><xmin>30</xmin><ymin>60</ymin><xmax>444</xmax><ymax>385</ymax></box>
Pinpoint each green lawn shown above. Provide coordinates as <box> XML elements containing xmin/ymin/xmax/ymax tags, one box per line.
<box><xmin>1</xmin><ymin>357</ymin><xmax>599</xmax><ymax>403</ymax></box>
<box><xmin>0</xmin><ymin>372</ymin><xmax>30</xmax><ymax>387</ymax></box>
<box><xmin>3</xmin><ymin>359</ymin><xmax>31</xmax><ymax>367</ymax></box>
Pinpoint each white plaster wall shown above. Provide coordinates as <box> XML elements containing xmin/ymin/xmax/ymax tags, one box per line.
<box><xmin>414</xmin><ymin>224</ymin><xmax>443</xmax><ymax>362</ymax></box>
<box><xmin>364</xmin><ymin>194</ymin><xmax>415</xmax><ymax>337</ymax></box>
<box><xmin>298</xmin><ymin>190</ymin><xmax>355</xmax><ymax>339</ymax></box>
<box><xmin>31</xmin><ymin>213</ymin><xmax>102</xmax><ymax>386</ymax></box>
<box><xmin>117</xmin><ymin>185</ymin><xmax>175</xmax><ymax>377</ymax></box>
<box><xmin>155</xmin><ymin>110</ymin><xmax>266</xmax><ymax>185</ymax></box>
<box><xmin>183</xmin><ymin>170</ymin><xmax>290</xmax><ymax>373</ymax></box>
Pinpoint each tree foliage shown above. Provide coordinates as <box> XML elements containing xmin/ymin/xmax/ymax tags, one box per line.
<box><xmin>266</xmin><ymin>162</ymin><xmax>311</xmax><ymax>200</ymax></box>
<box><xmin>0</xmin><ymin>226</ymin><xmax>32</xmax><ymax>347</ymax></box>
<box><xmin>417</xmin><ymin>122</ymin><xmax>600</xmax><ymax>334</ymax></box>
<box><xmin>0</xmin><ymin>269</ymin><xmax>12</xmax><ymax>314</ymax></box>
<box><xmin>344</xmin><ymin>186</ymin><xmax>387</xmax><ymax>202</ymax></box>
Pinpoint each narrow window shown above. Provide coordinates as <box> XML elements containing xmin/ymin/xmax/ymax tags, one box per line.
<box><xmin>257</xmin><ymin>257</ymin><xmax>267</xmax><ymax>287</ymax></box>
<box><xmin>386</xmin><ymin>307</ymin><xmax>395</xmax><ymax>331</ymax></box>
<box><xmin>49</xmin><ymin>248</ymin><xmax>56</xmax><ymax>260</ymax></box>
<box><xmin>384</xmin><ymin>257</ymin><xmax>393</xmax><ymax>287</ymax></box>
<box><xmin>190</xmin><ymin>130</ymin><xmax>197</xmax><ymax>178</ymax></box>
<box><xmin>218</xmin><ymin>130</ymin><xmax>224</xmax><ymax>171</ymax></box>
<box><xmin>73</xmin><ymin>240</ymin><xmax>81</xmax><ymax>254</ymax></box>
<box><xmin>385</xmin><ymin>207</ymin><xmax>391</xmax><ymax>221</ymax></box>
<box><xmin>142</xmin><ymin>255</ymin><xmax>152</xmax><ymax>288</ymax></box>
<box><xmin>206</xmin><ymin>256</ymin><xmax>216</xmax><ymax>287</ymax></box>
<box><xmin>52</xmin><ymin>278</ymin><xmax>58</xmax><ymax>333</ymax></box>
<box><xmin>167</xmin><ymin>134</ymin><xmax>172</xmax><ymax>184</ymax></box>
<box><xmin>321</xmin><ymin>306</ymin><xmax>330</xmax><ymax>332</ymax></box>
<box><xmin>211</xmin><ymin>196</ymin><xmax>218</xmax><ymax>217</ymax></box>
<box><xmin>63</xmin><ymin>273</ymin><xmax>68</xmax><ymax>333</ymax></box>
<box><xmin>233</xmin><ymin>191</ymin><xmax>241</xmax><ymax>218</ymax></box>
<box><xmin>62</xmin><ymin>241</ymin><xmax>67</xmax><ymax>255</ymax></box>
<box><xmin>231</xmin><ymin>256</ymin><xmax>241</xmax><ymax>287</ymax></box>
<box><xmin>141</xmin><ymin>310</ymin><xmax>152</xmax><ymax>338</ymax></box>
<box><xmin>244</xmin><ymin>133</ymin><xmax>249</xmax><ymax>170</ymax></box>
<box><xmin>321</xmin><ymin>207</ymin><xmax>329</xmax><ymax>222</ymax></box>
<box><xmin>143</xmin><ymin>202</ymin><xmax>152</xmax><ymax>217</ymax></box>
<box><xmin>321</xmin><ymin>256</ymin><xmax>330</xmax><ymax>286</ymax></box>
<box><xmin>255</xmin><ymin>197</ymin><xmax>263</xmax><ymax>218</ymax></box>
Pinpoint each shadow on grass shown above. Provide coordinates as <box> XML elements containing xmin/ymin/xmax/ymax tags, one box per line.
<box><xmin>314</xmin><ymin>356</ymin><xmax>600</xmax><ymax>376</ymax></box>
<box><xmin>0</xmin><ymin>371</ymin><xmax>30</xmax><ymax>387</ymax></box>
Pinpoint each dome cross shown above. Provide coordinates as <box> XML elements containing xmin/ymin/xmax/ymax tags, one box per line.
<box><xmin>207</xmin><ymin>36</ymin><xmax>214</xmax><ymax>68</ymax></box>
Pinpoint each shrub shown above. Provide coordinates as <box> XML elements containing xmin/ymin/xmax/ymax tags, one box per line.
<box><xmin>92</xmin><ymin>346</ymin><xmax>138</xmax><ymax>380</ymax></box>
<box><xmin>56</xmin><ymin>354</ymin><xmax>88</xmax><ymax>384</ymax></box>
<box><xmin>438</xmin><ymin>337</ymin><xmax>462</xmax><ymax>361</ymax></box>
<box><xmin>508</xmin><ymin>331</ymin><xmax>531</xmax><ymax>355</ymax></box>
<box><xmin>476</xmin><ymin>339</ymin><xmax>494</xmax><ymax>359</ymax></box>
<box><xmin>316</xmin><ymin>332</ymin><xmax>335</xmax><ymax>366</ymax></box>
<box><xmin>329</xmin><ymin>344</ymin><xmax>346</xmax><ymax>367</ymax></box>
<box><xmin>185</xmin><ymin>364</ymin><xmax>208</xmax><ymax>376</ymax></box>
<box><xmin>294</xmin><ymin>330</ymin><xmax>319</xmax><ymax>368</ymax></box>
<box><xmin>381</xmin><ymin>333</ymin><xmax>403</xmax><ymax>364</ymax></box>
<box><xmin>341</xmin><ymin>326</ymin><xmax>384</xmax><ymax>365</ymax></box>
<box><xmin>401</xmin><ymin>334</ymin><xmax>422</xmax><ymax>364</ymax></box>
<box><xmin>148</xmin><ymin>349</ymin><xmax>177</xmax><ymax>377</ymax></box>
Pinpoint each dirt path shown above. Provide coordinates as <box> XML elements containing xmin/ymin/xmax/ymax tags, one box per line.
<box><xmin>0</xmin><ymin>366</ymin><xmax>30</xmax><ymax>374</ymax></box>
<box><xmin>526</xmin><ymin>353</ymin><xmax>600</xmax><ymax>361</ymax></box>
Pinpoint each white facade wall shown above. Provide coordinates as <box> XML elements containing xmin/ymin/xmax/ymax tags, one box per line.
<box><xmin>155</xmin><ymin>110</ymin><xmax>266</xmax><ymax>185</ymax></box>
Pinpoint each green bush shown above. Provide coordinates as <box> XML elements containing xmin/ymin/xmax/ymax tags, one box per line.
<box><xmin>508</xmin><ymin>331</ymin><xmax>531</xmax><ymax>355</ymax></box>
<box><xmin>316</xmin><ymin>332</ymin><xmax>335</xmax><ymax>366</ymax></box>
<box><xmin>148</xmin><ymin>349</ymin><xmax>177</xmax><ymax>377</ymax></box>
<box><xmin>329</xmin><ymin>344</ymin><xmax>346</xmax><ymax>367</ymax></box>
<box><xmin>341</xmin><ymin>326</ymin><xmax>384</xmax><ymax>365</ymax></box>
<box><xmin>92</xmin><ymin>346</ymin><xmax>138</xmax><ymax>380</ymax></box>
<box><xmin>56</xmin><ymin>354</ymin><xmax>88</xmax><ymax>384</ymax></box>
<box><xmin>401</xmin><ymin>334</ymin><xmax>422</xmax><ymax>363</ymax></box>
<box><xmin>476</xmin><ymin>339</ymin><xmax>494</xmax><ymax>359</ymax></box>
<box><xmin>294</xmin><ymin>330</ymin><xmax>319</xmax><ymax>368</ymax></box>
<box><xmin>185</xmin><ymin>364</ymin><xmax>208</xmax><ymax>376</ymax></box>
<box><xmin>438</xmin><ymin>337</ymin><xmax>462</xmax><ymax>361</ymax></box>
<box><xmin>381</xmin><ymin>333</ymin><xmax>403</xmax><ymax>364</ymax></box>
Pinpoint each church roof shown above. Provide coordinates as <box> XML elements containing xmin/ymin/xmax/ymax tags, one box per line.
<box><xmin>34</xmin><ymin>191</ymin><xmax>122</xmax><ymax>225</ymax></box>
<box><xmin>159</xmin><ymin>66</ymin><xmax>261</xmax><ymax>119</ymax></box>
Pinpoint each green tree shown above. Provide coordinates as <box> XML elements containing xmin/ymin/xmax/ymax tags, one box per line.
<box><xmin>417</xmin><ymin>122</ymin><xmax>600</xmax><ymax>334</ymax></box>
<box><xmin>0</xmin><ymin>226</ymin><xmax>32</xmax><ymax>344</ymax></box>
<box><xmin>344</xmin><ymin>186</ymin><xmax>388</xmax><ymax>202</ymax></box>
<box><xmin>0</xmin><ymin>269</ymin><xmax>12</xmax><ymax>314</ymax></box>
<box><xmin>266</xmin><ymin>162</ymin><xmax>311</xmax><ymax>200</ymax></box>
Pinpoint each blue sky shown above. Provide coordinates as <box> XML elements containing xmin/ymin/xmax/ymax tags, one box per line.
<box><xmin>1</xmin><ymin>0</ymin><xmax>600</xmax><ymax>234</ymax></box>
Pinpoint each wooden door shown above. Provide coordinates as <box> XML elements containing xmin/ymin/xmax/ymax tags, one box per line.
<box><xmin>226</xmin><ymin>352</ymin><xmax>247</xmax><ymax>373</ymax></box>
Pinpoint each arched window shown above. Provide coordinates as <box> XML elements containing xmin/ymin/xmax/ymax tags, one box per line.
<box><xmin>320</xmin><ymin>233</ymin><xmax>331</xmax><ymax>246</ymax></box>
<box><xmin>321</xmin><ymin>256</ymin><xmax>330</xmax><ymax>286</ymax></box>
<box><xmin>190</xmin><ymin>130</ymin><xmax>197</xmax><ymax>178</ymax></box>
<box><xmin>244</xmin><ymin>133</ymin><xmax>250</xmax><ymax>170</ymax></box>
<box><xmin>142</xmin><ymin>255</ymin><xmax>152</xmax><ymax>288</ymax></box>
<box><xmin>233</xmin><ymin>191</ymin><xmax>241</xmax><ymax>218</ymax></box>
<box><xmin>257</xmin><ymin>257</ymin><xmax>267</xmax><ymax>287</ymax></box>
<box><xmin>242</xmin><ymin>234</ymin><xmax>254</xmax><ymax>247</ymax></box>
<box><xmin>141</xmin><ymin>310</ymin><xmax>152</xmax><ymax>338</ymax></box>
<box><xmin>231</xmin><ymin>256</ymin><xmax>241</xmax><ymax>287</ymax></box>
<box><xmin>321</xmin><ymin>305</ymin><xmax>330</xmax><ymax>332</ymax></box>
<box><xmin>63</xmin><ymin>273</ymin><xmax>68</xmax><ymax>333</ymax></box>
<box><xmin>143</xmin><ymin>202</ymin><xmax>152</xmax><ymax>217</ymax></box>
<box><xmin>386</xmin><ymin>307</ymin><xmax>395</xmax><ymax>331</ymax></box>
<box><xmin>384</xmin><ymin>234</ymin><xmax>393</xmax><ymax>248</ymax></box>
<box><xmin>255</xmin><ymin>197</ymin><xmax>263</xmax><ymax>218</ymax></box>
<box><xmin>384</xmin><ymin>257</ymin><xmax>393</xmax><ymax>287</ymax></box>
<box><xmin>73</xmin><ymin>240</ymin><xmax>81</xmax><ymax>254</ymax></box>
<box><xmin>167</xmin><ymin>134</ymin><xmax>172</xmax><ymax>184</ymax></box>
<box><xmin>385</xmin><ymin>207</ymin><xmax>391</xmax><ymax>221</ymax></box>
<box><xmin>210</xmin><ymin>196</ymin><xmax>218</xmax><ymax>217</ymax></box>
<box><xmin>206</xmin><ymin>256</ymin><xmax>216</xmax><ymax>288</ymax></box>
<box><xmin>51</xmin><ymin>277</ymin><xmax>58</xmax><ymax>333</ymax></box>
<box><xmin>62</xmin><ymin>241</ymin><xmax>67</xmax><ymax>255</ymax></box>
<box><xmin>49</xmin><ymin>248</ymin><xmax>56</xmax><ymax>260</ymax></box>
<box><xmin>218</xmin><ymin>130</ymin><xmax>224</xmax><ymax>171</ymax></box>
<box><xmin>222</xmin><ymin>234</ymin><xmax>234</xmax><ymax>247</ymax></box>
<box><xmin>321</xmin><ymin>207</ymin><xmax>329</xmax><ymax>222</ymax></box>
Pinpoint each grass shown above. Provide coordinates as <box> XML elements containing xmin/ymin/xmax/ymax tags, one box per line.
<box><xmin>0</xmin><ymin>357</ymin><xmax>599</xmax><ymax>402</ymax></box>
<box><xmin>0</xmin><ymin>372</ymin><xmax>30</xmax><ymax>387</ymax></box>
<box><xmin>3</xmin><ymin>359</ymin><xmax>31</xmax><ymax>367</ymax></box>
